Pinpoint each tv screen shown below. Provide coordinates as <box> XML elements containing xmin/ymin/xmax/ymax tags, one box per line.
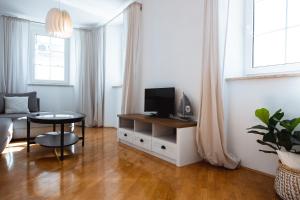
<box><xmin>144</xmin><ymin>87</ymin><xmax>175</xmax><ymax>117</ymax></box>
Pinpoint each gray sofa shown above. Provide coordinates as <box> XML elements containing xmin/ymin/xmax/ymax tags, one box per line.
<box><xmin>0</xmin><ymin>91</ymin><xmax>47</xmax><ymax>140</ymax></box>
<box><xmin>0</xmin><ymin>91</ymin><xmax>74</xmax><ymax>153</ymax></box>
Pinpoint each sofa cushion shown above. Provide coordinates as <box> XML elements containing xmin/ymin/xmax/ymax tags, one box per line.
<box><xmin>6</xmin><ymin>92</ymin><xmax>38</xmax><ymax>112</ymax></box>
<box><xmin>0</xmin><ymin>93</ymin><xmax>4</xmax><ymax>114</ymax></box>
<box><xmin>0</xmin><ymin>113</ymin><xmax>28</xmax><ymax>120</ymax></box>
<box><xmin>4</xmin><ymin>96</ymin><xmax>30</xmax><ymax>114</ymax></box>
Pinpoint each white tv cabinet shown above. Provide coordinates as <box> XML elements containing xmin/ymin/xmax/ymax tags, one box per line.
<box><xmin>117</xmin><ymin>114</ymin><xmax>201</xmax><ymax>167</ymax></box>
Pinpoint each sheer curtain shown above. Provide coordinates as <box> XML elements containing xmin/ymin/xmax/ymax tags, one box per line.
<box><xmin>196</xmin><ymin>0</ymin><xmax>240</xmax><ymax>169</ymax></box>
<box><xmin>0</xmin><ymin>16</ymin><xmax>29</xmax><ymax>93</ymax></box>
<box><xmin>121</xmin><ymin>3</ymin><xmax>142</xmax><ymax>114</ymax></box>
<box><xmin>71</xmin><ymin>28</ymin><xmax>104</xmax><ymax>127</ymax></box>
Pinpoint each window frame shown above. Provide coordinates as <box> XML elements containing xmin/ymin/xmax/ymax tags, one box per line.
<box><xmin>29</xmin><ymin>24</ymin><xmax>70</xmax><ymax>86</ymax></box>
<box><xmin>245</xmin><ymin>0</ymin><xmax>300</xmax><ymax>75</ymax></box>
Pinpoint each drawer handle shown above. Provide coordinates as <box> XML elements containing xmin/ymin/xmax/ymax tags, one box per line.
<box><xmin>161</xmin><ymin>145</ymin><xmax>166</xmax><ymax>150</ymax></box>
<box><xmin>140</xmin><ymin>139</ymin><xmax>144</xmax><ymax>143</ymax></box>
<box><xmin>124</xmin><ymin>133</ymin><xmax>127</xmax><ymax>137</ymax></box>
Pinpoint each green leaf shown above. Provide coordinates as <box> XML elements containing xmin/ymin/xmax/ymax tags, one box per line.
<box><xmin>247</xmin><ymin>130</ymin><xmax>265</xmax><ymax>135</ymax></box>
<box><xmin>269</xmin><ymin>109</ymin><xmax>284</xmax><ymax>129</ymax></box>
<box><xmin>255</xmin><ymin>108</ymin><xmax>270</xmax><ymax>125</ymax></box>
<box><xmin>293</xmin><ymin>131</ymin><xmax>300</xmax><ymax>140</ymax></box>
<box><xmin>280</xmin><ymin>118</ymin><xmax>300</xmax><ymax>132</ymax></box>
<box><xmin>263</xmin><ymin>132</ymin><xmax>277</xmax><ymax>144</ymax></box>
<box><xmin>259</xmin><ymin>150</ymin><xmax>277</xmax><ymax>154</ymax></box>
<box><xmin>278</xmin><ymin>129</ymin><xmax>293</xmax><ymax>151</ymax></box>
<box><xmin>247</xmin><ymin>125</ymin><xmax>269</xmax><ymax>130</ymax></box>
<box><xmin>291</xmin><ymin>137</ymin><xmax>300</xmax><ymax>145</ymax></box>
<box><xmin>292</xmin><ymin>131</ymin><xmax>300</xmax><ymax>145</ymax></box>
<box><xmin>257</xmin><ymin>139</ymin><xmax>278</xmax><ymax>150</ymax></box>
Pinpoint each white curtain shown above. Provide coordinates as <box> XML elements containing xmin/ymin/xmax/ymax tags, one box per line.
<box><xmin>121</xmin><ymin>3</ymin><xmax>142</xmax><ymax>114</ymax></box>
<box><xmin>71</xmin><ymin>28</ymin><xmax>104</xmax><ymax>127</ymax></box>
<box><xmin>196</xmin><ymin>0</ymin><xmax>240</xmax><ymax>169</ymax></box>
<box><xmin>0</xmin><ymin>16</ymin><xmax>29</xmax><ymax>93</ymax></box>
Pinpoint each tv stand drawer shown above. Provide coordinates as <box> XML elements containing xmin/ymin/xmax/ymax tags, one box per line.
<box><xmin>152</xmin><ymin>138</ymin><xmax>176</xmax><ymax>160</ymax></box>
<box><xmin>118</xmin><ymin>128</ymin><xmax>134</xmax><ymax>143</ymax></box>
<box><xmin>133</xmin><ymin>132</ymin><xmax>151</xmax><ymax>151</ymax></box>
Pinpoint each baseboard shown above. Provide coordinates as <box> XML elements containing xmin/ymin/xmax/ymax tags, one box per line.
<box><xmin>241</xmin><ymin>165</ymin><xmax>275</xmax><ymax>178</ymax></box>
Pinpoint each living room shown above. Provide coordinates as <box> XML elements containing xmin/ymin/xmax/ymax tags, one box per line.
<box><xmin>1</xmin><ymin>0</ymin><xmax>299</xmax><ymax>199</ymax></box>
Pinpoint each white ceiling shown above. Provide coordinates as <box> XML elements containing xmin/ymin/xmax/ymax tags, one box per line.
<box><xmin>0</xmin><ymin>0</ymin><xmax>135</xmax><ymax>28</ymax></box>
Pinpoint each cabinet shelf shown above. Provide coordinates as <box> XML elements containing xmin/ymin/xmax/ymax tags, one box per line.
<box><xmin>154</xmin><ymin>135</ymin><xmax>176</xmax><ymax>144</ymax></box>
<box><xmin>135</xmin><ymin>130</ymin><xmax>152</xmax><ymax>136</ymax></box>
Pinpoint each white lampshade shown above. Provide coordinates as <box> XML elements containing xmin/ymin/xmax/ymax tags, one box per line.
<box><xmin>45</xmin><ymin>8</ymin><xmax>73</xmax><ymax>38</ymax></box>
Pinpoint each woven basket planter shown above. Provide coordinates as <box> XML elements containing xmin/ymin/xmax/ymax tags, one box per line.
<box><xmin>275</xmin><ymin>162</ymin><xmax>300</xmax><ymax>200</ymax></box>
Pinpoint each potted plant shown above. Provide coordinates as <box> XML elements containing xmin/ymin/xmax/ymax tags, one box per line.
<box><xmin>248</xmin><ymin>108</ymin><xmax>300</xmax><ymax>200</ymax></box>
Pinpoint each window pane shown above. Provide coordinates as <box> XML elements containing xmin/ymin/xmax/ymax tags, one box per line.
<box><xmin>35</xmin><ymin>51</ymin><xmax>50</xmax><ymax>65</ymax></box>
<box><xmin>50</xmin><ymin>37</ymin><xmax>64</xmax><ymax>52</ymax></box>
<box><xmin>254</xmin><ymin>0</ymin><xmax>286</xmax><ymax>35</ymax></box>
<box><xmin>36</xmin><ymin>35</ymin><xmax>50</xmax><ymax>45</ymax></box>
<box><xmin>33</xmin><ymin>35</ymin><xmax>66</xmax><ymax>82</ymax></box>
<box><xmin>35</xmin><ymin>65</ymin><xmax>50</xmax><ymax>80</ymax></box>
<box><xmin>253</xmin><ymin>30</ymin><xmax>286</xmax><ymax>67</ymax></box>
<box><xmin>50</xmin><ymin>67</ymin><xmax>64</xmax><ymax>81</ymax></box>
<box><xmin>287</xmin><ymin>0</ymin><xmax>300</xmax><ymax>27</ymax></box>
<box><xmin>50</xmin><ymin>52</ymin><xmax>64</xmax><ymax>66</ymax></box>
<box><xmin>286</xmin><ymin>26</ymin><xmax>300</xmax><ymax>63</ymax></box>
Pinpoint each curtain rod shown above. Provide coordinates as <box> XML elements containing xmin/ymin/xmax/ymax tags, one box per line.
<box><xmin>103</xmin><ymin>2</ymin><xmax>142</xmax><ymax>26</ymax></box>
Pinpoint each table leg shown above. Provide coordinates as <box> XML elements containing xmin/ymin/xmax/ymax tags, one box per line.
<box><xmin>53</xmin><ymin>124</ymin><xmax>56</xmax><ymax>132</ymax></box>
<box><xmin>60</xmin><ymin>124</ymin><xmax>64</xmax><ymax>161</ymax></box>
<box><xmin>82</xmin><ymin>119</ymin><xmax>85</xmax><ymax>147</ymax></box>
<box><xmin>27</xmin><ymin>118</ymin><xmax>30</xmax><ymax>153</ymax></box>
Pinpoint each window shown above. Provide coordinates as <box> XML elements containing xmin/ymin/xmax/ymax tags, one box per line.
<box><xmin>30</xmin><ymin>33</ymin><xmax>69</xmax><ymax>85</ymax></box>
<box><xmin>246</xmin><ymin>0</ymin><xmax>300</xmax><ymax>74</ymax></box>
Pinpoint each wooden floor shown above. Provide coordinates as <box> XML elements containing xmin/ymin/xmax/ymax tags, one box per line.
<box><xmin>0</xmin><ymin>128</ymin><xmax>278</xmax><ymax>200</ymax></box>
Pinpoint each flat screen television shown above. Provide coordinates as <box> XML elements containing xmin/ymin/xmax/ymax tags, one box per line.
<box><xmin>144</xmin><ymin>87</ymin><xmax>175</xmax><ymax>118</ymax></box>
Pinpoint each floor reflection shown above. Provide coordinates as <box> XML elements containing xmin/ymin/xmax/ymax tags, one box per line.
<box><xmin>0</xmin><ymin>151</ymin><xmax>14</xmax><ymax>170</ymax></box>
<box><xmin>2</xmin><ymin>141</ymin><xmax>26</xmax><ymax>154</ymax></box>
<box><xmin>25</xmin><ymin>145</ymin><xmax>82</xmax><ymax>199</ymax></box>
<box><xmin>33</xmin><ymin>171</ymin><xmax>61</xmax><ymax>198</ymax></box>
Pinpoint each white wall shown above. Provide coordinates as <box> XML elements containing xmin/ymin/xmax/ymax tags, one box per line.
<box><xmin>136</xmin><ymin>0</ymin><xmax>203</xmax><ymax>118</ymax></box>
<box><xmin>27</xmin><ymin>85</ymin><xmax>76</xmax><ymax>112</ymax></box>
<box><xmin>138</xmin><ymin>0</ymin><xmax>293</xmax><ymax>175</ymax></box>
<box><xmin>226</xmin><ymin>77</ymin><xmax>300</xmax><ymax>175</ymax></box>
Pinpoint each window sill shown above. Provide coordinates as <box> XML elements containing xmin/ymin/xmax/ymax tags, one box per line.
<box><xmin>27</xmin><ymin>83</ymin><xmax>74</xmax><ymax>87</ymax></box>
<box><xmin>225</xmin><ymin>72</ymin><xmax>300</xmax><ymax>81</ymax></box>
<box><xmin>112</xmin><ymin>85</ymin><xmax>123</xmax><ymax>88</ymax></box>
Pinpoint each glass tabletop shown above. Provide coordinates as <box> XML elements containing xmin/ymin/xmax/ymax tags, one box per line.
<box><xmin>28</xmin><ymin>112</ymin><xmax>85</xmax><ymax>121</ymax></box>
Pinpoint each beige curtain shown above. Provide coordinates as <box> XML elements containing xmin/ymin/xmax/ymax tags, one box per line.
<box><xmin>71</xmin><ymin>28</ymin><xmax>104</xmax><ymax>127</ymax></box>
<box><xmin>196</xmin><ymin>0</ymin><xmax>240</xmax><ymax>169</ymax></box>
<box><xmin>0</xmin><ymin>16</ymin><xmax>29</xmax><ymax>93</ymax></box>
<box><xmin>121</xmin><ymin>3</ymin><xmax>142</xmax><ymax>114</ymax></box>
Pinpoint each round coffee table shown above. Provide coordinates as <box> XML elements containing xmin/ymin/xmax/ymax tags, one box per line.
<box><xmin>27</xmin><ymin>112</ymin><xmax>86</xmax><ymax>161</ymax></box>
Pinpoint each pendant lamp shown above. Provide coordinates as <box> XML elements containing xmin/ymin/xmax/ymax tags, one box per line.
<box><xmin>45</xmin><ymin>6</ymin><xmax>73</xmax><ymax>38</ymax></box>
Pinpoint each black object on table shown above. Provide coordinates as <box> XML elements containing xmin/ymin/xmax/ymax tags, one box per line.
<box><xmin>27</xmin><ymin>112</ymin><xmax>86</xmax><ymax>161</ymax></box>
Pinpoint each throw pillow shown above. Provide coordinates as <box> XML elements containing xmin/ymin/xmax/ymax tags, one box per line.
<box><xmin>6</xmin><ymin>92</ymin><xmax>38</xmax><ymax>112</ymax></box>
<box><xmin>4</xmin><ymin>96</ymin><xmax>30</xmax><ymax>114</ymax></box>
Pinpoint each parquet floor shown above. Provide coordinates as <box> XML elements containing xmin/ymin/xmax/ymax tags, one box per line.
<box><xmin>0</xmin><ymin>128</ymin><xmax>277</xmax><ymax>200</ymax></box>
